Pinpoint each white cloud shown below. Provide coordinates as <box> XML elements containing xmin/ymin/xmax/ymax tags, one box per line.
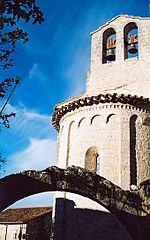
<box><xmin>23</xmin><ymin>110</ymin><xmax>50</xmax><ymax>121</ymax></box>
<box><xmin>1</xmin><ymin>104</ymin><xmax>57</xmax><ymax>207</ymax></box>
<box><xmin>10</xmin><ymin>137</ymin><xmax>56</xmax><ymax>171</ymax></box>
<box><xmin>28</xmin><ymin>63</ymin><xmax>38</xmax><ymax>79</ymax></box>
<box><xmin>6</xmin><ymin>136</ymin><xmax>56</xmax><ymax>208</ymax></box>
<box><xmin>2</xmin><ymin>103</ymin><xmax>54</xmax><ymax>141</ymax></box>
<box><xmin>1</xmin><ymin>104</ymin><xmax>57</xmax><ymax>177</ymax></box>
<box><xmin>5</xmin><ymin>103</ymin><xmax>50</xmax><ymax>123</ymax></box>
<box><xmin>28</xmin><ymin>63</ymin><xmax>47</xmax><ymax>83</ymax></box>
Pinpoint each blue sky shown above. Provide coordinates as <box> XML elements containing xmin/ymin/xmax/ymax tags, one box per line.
<box><xmin>0</xmin><ymin>0</ymin><xmax>149</xmax><ymax>207</ymax></box>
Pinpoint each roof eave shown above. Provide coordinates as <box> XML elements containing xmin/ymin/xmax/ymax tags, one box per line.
<box><xmin>90</xmin><ymin>14</ymin><xmax>150</xmax><ymax>35</ymax></box>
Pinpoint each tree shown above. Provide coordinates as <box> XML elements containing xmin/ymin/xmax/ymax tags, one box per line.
<box><xmin>0</xmin><ymin>0</ymin><xmax>44</xmax><ymax>126</ymax></box>
<box><xmin>0</xmin><ymin>0</ymin><xmax>44</xmax><ymax>168</ymax></box>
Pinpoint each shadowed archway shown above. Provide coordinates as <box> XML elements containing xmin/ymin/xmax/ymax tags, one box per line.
<box><xmin>0</xmin><ymin>166</ymin><xmax>149</xmax><ymax>240</ymax></box>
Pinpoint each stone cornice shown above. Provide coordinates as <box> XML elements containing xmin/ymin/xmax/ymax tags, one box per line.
<box><xmin>90</xmin><ymin>15</ymin><xmax>150</xmax><ymax>35</ymax></box>
<box><xmin>52</xmin><ymin>93</ymin><xmax>150</xmax><ymax>130</ymax></box>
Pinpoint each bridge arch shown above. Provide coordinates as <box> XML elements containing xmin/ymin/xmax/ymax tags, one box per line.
<box><xmin>0</xmin><ymin>166</ymin><xmax>142</xmax><ymax>213</ymax></box>
<box><xmin>0</xmin><ymin>166</ymin><xmax>149</xmax><ymax>240</ymax></box>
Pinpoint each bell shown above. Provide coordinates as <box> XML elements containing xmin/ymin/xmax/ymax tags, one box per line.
<box><xmin>106</xmin><ymin>49</ymin><xmax>115</xmax><ymax>61</ymax></box>
<box><xmin>128</xmin><ymin>43</ymin><xmax>138</xmax><ymax>54</ymax></box>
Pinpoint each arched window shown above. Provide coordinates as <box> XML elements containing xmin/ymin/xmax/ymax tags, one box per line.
<box><xmin>106</xmin><ymin>113</ymin><xmax>115</xmax><ymax>123</ymax></box>
<box><xmin>130</xmin><ymin>115</ymin><xmax>138</xmax><ymax>186</ymax></box>
<box><xmin>66</xmin><ymin>121</ymin><xmax>75</xmax><ymax>167</ymax></box>
<box><xmin>102</xmin><ymin>28</ymin><xmax>116</xmax><ymax>64</ymax></box>
<box><xmin>78</xmin><ymin>117</ymin><xmax>86</xmax><ymax>128</ymax></box>
<box><xmin>124</xmin><ymin>22</ymin><xmax>138</xmax><ymax>59</ymax></box>
<box><xmin>91</xmin><ymin>114</ymin><xmax>103</xmax><ymax>125</ymax></box>
<box><xmin>85</xmin><ymin>146</ymin><xmax>99</xmax><ymax>173</ymax></box>
<box><xmin>96</xmin><ymin>155</ymin><xmax>101</xmax><ymax>175</ymax></box>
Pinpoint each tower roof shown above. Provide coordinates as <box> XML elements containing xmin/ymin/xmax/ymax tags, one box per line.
<box><xmin>91</xmin><ymin>14</ymin><xmax>150</xmax><ymax>35</ymax></box>
<box><xmin>52</xmin><ymin>93</ymin><xmax>150</xmax><ymax>130</ymax></box>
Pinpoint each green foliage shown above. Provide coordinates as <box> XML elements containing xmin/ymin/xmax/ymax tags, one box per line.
<box><xmin>0</xmin><ymin>0</ymin><xmax>44</xmax><ymax>127</ymax></box>
<box><xmin>0</xmin><ymin>0</ymin><xmax>44</xmax><ymax>28</ymax></box>
<box><xmin>0</xmin><ymin>28</ymin><xmax>28</xmax><ymax>70</ymax></box>
<box><xmin>0</xmin><ymin>0</ymin><xmax>44</xmax><ymax>168</ymax></box>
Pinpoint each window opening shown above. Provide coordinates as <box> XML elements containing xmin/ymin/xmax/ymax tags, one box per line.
<box><xmin>96</xmin><ymin>155</ymin><xmax>100</xmax><ymax>175</ymax></box>
<box><xmin>130</xmin><ymin>115</ymin><xmax>138</xmax><ymax>186</ymax></box>
<box><xmin>124</xmin><ymin>22</ymin><xmax>138</xmax><ymax>59</ymax></box>
<box><xmin>102</xmin><ymin>28</ymin><xmax>116</xmax><ymax>63</ymax></box>
<box><xmin>85</xmin><ymin>146</ymin><xmax>99</xmax><ymax>173</ymax></box>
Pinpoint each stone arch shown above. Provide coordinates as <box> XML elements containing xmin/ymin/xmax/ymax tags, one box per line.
<box><xmin>0</xmin><ymin>166</ymin><xmax>149</xmax><ymax>240</ymax></box>
<box><xmin>85</xmin><ymin>146</ymin><xmax>99</xmax><ymax>173</ymax></box>
<box><xmin>106</xmin><ymin>113</ymin><xmax>120</xmax><ymax>128</ymax></box>
<box><xmin>130</xmin><ymin>114</ymin><xmax>138</xmax><ymax>186</ymax></box>
<box><xmin>0</xmin><ymin>166</ymin><xmax>140</xmax><ymax>214</ymax></box>
<box><xmin>124</xmin><ymin>22</ymin><xmax>138</xmax><ymax>59</ymax></box>
<box><xmin>102</xmin><ymin>27</ymin><xmax>116</xmax><ymax>63</ymax></box>
<box><xmin>91</xmin><ymin>114</ymin><xmax>103</xmax><ymax>125</ymax></box>
<box><xmin>106</xmin><ymin>113</ymin><xmax>116</xmax><ymax>123</ymax></box>
<box><xmin>78</xmin><ymin>117</ymin><xmax>86</xmax><ymax>128</ymax></box>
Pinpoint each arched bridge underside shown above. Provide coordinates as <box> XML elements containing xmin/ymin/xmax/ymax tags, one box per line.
<box><xmin>0</xmin><ymin>166</ymin><xmax>149</xmax><ymax>240</ymax></box>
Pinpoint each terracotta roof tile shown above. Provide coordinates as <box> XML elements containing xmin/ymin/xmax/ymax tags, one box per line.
<box><xmin>55</xmin><ymin>94</ymin><xmax>84</xmax><ymax>108</ymax></box>
<box><xmin>0</xmin><ymin>206</ymin><xmax>52</xmax><ymax>223</ymax></box>
<box><xmin>52</xmin><ymin>93</ymin><xmax>150</xmax><ymax>130</ymax></box>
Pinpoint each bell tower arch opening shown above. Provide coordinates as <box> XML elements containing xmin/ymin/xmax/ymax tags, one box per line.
<box><xmin>52</xmin><ymin>15</ymin><xmax>150</xmax><ymax>240</ymax></box>
<box><xmin>124</xmin><ymin>22</ymin><xmax>138</xmax><ymax>60</ymax></box>
<box><xmin>102</xmin><ymin>28</ymin><xmax>116</xmax><ymax>64</ymax></box>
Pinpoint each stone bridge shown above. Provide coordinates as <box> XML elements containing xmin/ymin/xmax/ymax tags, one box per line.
<box><xmin>0</xmin><ymin>166</ymin><xmax>149</xmax><ymax>240</ymax></box>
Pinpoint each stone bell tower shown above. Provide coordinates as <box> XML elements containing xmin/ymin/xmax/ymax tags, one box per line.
<box><xmin>52</xmin><ymin>15</ymin><xmax>150</xmax><ymax>240</ymax></box>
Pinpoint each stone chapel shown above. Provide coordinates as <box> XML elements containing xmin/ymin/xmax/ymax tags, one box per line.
<box><xmin>52</xmin><ymin>15</ymin><xmax>150</xmax><ymax>239</ymax></box>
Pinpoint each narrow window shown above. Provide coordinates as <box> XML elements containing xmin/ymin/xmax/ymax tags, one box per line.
<box><xmin>66</xmin><ymin>121</ymin><xmax>75</xmax><ymax>167</ymax></box>
<box><xmin>124</xmin><ymin>22</ymin><xmax>138</xmax><ymax>59</ymax></box>
<box><xmin>96</xmin><ymin>155</ymin><xmax>101</xmax><ymax>175</ymax></box>
<box><xmin>102</xmin><ymin>28</ymin><xmax>116</xmax><ymax>63</ymax></box>
<box><xmin>85</xmin><ymin>146</ymin><xmax>99</xmax><ymax>173</ymax></box>
<box><xmin>12</xmin><ymin>230</ymin><xmax>18</xmax><ymax>240</ymax></box>
<box><xmin>130</xmin><ymin>115</ymin><xmax>138</xmax><ymax>186</ymax></box>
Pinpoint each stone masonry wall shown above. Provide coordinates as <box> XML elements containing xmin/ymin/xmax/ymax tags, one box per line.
<box><xmin>87</xmin><ymin>15</ymin><xmax>150</xmax><ymax>98</ymax></box>
<box><xmin>57</xmin><ymin>103</ymin><xmax>150</xmax><ymax>190</ymax></box>
<box><xmin>54</xmin><ymin>15</ymin><xmax>150</xmax><ymax>239</ymax></box>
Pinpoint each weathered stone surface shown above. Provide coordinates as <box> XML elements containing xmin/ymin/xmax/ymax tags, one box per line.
<box><xmin>0</xmin><ymin>166</ymin><xmax>149</xmax><ymax>239</ymax></box>
<box><xmin>51</xmin><ymin>15</ymin><xmax>150</xmax><ymax>240</ymax></box>
<box><xmin>88</xmin><ymin>15</ymin><xmax>150</xmax><ymax>98</ymax></box>
<box><xmin>55</xmin><ymin>102</ymin><xmax>150</xmax><ymax>190</ymax></box>
<box><xmin>52</xmin><ymin>93</ymin><xmax>150</xmax><ymax>131</ymax></box>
